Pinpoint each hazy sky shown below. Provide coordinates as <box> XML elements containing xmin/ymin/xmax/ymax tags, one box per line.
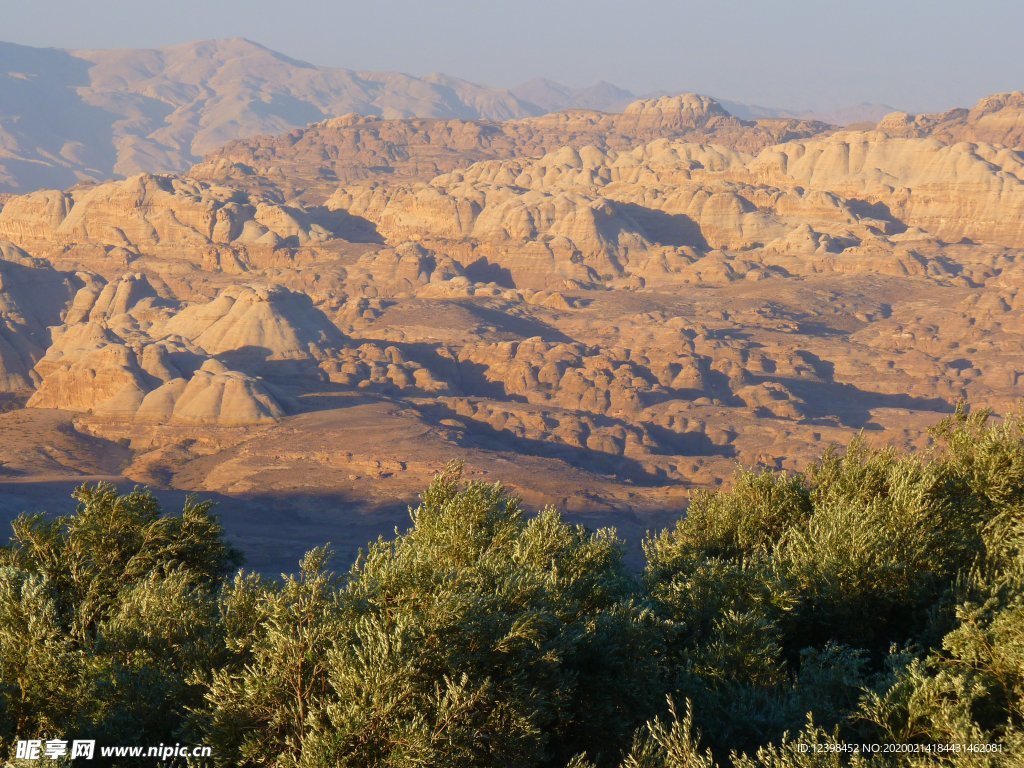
<box><xmin>2</xmin><ymin>0</ymin><xmax>1022</xmax><ymax>113</ymax></box>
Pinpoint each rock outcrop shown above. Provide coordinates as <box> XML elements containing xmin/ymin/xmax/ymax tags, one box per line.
<box><xmin>0</xmin><ymin>244</ymin><xmax>80</xmax><ymax>390</ymax></box>
<box><xmin>3</xmin><ymin>83</ymin><xmax>1024</xmax><ymax>518</ymax></box>
<box><xmin>324</xmin><ymin>127</ymin><xmax>1024</xmax><ymax>290</ymax></box>
<box><xmin>135</xmin><ymin>359</ymin><xmax>284</xmax><ymax>425</ymax></box>
<box><xmin>25</xmin><ymin>276</ymin><xmax>291</xmax><ymax>424</ymax></box>
<box><xmin>875</xmin><ymin>91</ymin><xmax>1024</xmax><ymax>149</ymax></box>
<box><xmin>0</xmin><ymin>174</ymin><xmax>335</xmax><ymax>255</ymax></box>
<box><xmin>744</xmin><ymin>132</ymin><xmax>1024</xmax><ymax>247</ymax></box>
<box><xmin>191</xmin><ymin>95</ymin><xmax>830</xmax><ymax>203</ymax></box>
<box><xmin>160</xmin><ymin>284</ymin><xmax>345</xmax><ymax>363</ymax></box>
<box><xmin>28</xmin><ymin>325</ymin><xmax>285</xmax><ymax>425</ymax></box>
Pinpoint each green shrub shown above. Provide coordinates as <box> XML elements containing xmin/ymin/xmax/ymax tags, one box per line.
<box><xmin>199</xmin><ymin>463</ymin><xmax>662</xmax><ymax>767</ymax></box>
<box><xmin>3</xmin><ymin>409</ymin><xmax>1024</xmax><ymax>767</ymax></box>
<box><xmin>638</xmin><ymin>409</ymin><xmax>1024</xmax><ymax>761</ymax></box>
<box><xmin>0</xmin><ymin>484</ymin><xmax>239</xmax><ymax>760</ymax></box>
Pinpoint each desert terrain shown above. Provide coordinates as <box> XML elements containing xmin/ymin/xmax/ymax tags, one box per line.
<box><xmin>1</xmin><ymin>40</ymin><xmax>1023</xmax><ymax>570</ymax></box>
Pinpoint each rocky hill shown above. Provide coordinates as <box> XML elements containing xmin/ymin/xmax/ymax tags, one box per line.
<box><xmin>190</xmin><ymin>94</ymin><xmax>830</xmax><ymax>202</ymax></box>
<box><xmin>0</xmin><ymin>38</ymin><xmax>542</xmax><ymax>193</ymax></box>
<box><xmin>1</xmin><ymin>86</ymin><xmax>1023</xmax><ymax>548</ymax></box>
<box><xmin>875</xmin><ymin>91</ymin><xmax>1024</xmax><ymax>148</ymax></box>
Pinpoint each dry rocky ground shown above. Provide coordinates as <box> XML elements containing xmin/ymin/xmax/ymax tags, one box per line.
<box><xmin>1</xmin><ymin>88</ymin><xmax>1023</xmax><ymax>570</ymax></box>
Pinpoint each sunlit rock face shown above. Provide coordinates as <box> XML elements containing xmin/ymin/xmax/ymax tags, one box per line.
<box><xmin>1</xmin><ymin>81</ymin><xmax>1023</xmax><ymax>520</ymax></box>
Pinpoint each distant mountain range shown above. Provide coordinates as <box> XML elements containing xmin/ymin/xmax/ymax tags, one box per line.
<box><xmin>0</xmin><ymin>38</ymin><xmax>540</xmax><ymax>192</ymax></box>
<box><xmin>509</xmin><ymin>78</ymin><xmax>638</xmax><ymax>113</ymax></box>
<box><xmin>718</xmin><ymin>100</ymin><xmax>899</xmax><ymax>126</ymax></box>
<box><xmin>0</xmin><ymin>37</ymin><xmax>899</xmax><ymax>193</ymax></box>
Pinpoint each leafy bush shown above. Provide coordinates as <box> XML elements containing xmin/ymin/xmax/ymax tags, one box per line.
<box><xmin>200</xmin><ymin>464</ymin><xmax>661</xmax><ymax>767</ymax></box>
<box><xmin>633</xmin><ymin>407</ymin><xmax>1024</xmax><ymax>765</ymax></box>
<box><xmin>0</xmin><ymin>484</ymin><xmax>240</xmax><ymax>758</ymax></box>
<box><xmin>2</xmin><ymin>408</ymin><xmax>1023</xmax><ymax>767</ymax></box>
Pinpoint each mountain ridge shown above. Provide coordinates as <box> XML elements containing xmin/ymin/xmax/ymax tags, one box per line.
<box><xmin>0</xmin><ymin>36</ymin><xmax>903</xmax><ymax>194</ymax></box>
<box><xmin>0</xmin><ymin>37</ymin><xmax>543</xmax><ymax>192</ymax></box>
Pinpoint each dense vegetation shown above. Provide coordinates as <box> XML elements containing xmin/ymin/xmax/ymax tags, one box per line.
<box><xmin>1</xmin><ymin>407</ymin><xmax>1022</xmax><ymax>766</ymax></box>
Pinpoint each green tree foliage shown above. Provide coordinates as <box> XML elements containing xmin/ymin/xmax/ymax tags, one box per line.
<box><xmin>200</xmin><ymin>464</ymin><xmax>660</xmax><ymax>767</ymax></box>
<box><xmin>637</xmin><ymin>407</ymin><xmax>1024</xmax><ymax>765</ymax></box>
<box><xmin>1</xmin><ymin>408</ymin><xmax>1023</xmax><ymax>767</ymax></box>
<box><xmin>0</xmin><ymin>484</ymin><xmax>240</xmax><ymax>760</ymax></box>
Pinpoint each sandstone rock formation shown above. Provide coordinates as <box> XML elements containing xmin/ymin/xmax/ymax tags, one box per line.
<box><xmin>160</xmin><ymin>284</ymin><xmax>344</xmax><ymax>363</ymax></box>
<box><xmin>0</xmin><ymin>174</ymin><xmax>334</xmax><ymax>254</ymax></box>
<box><xmin>875</xmin><ymin>92</ymin><xmax>1024</xmax><ymax>149</ymax></box>
<box><xmin>28</xmin><ymin>326</ymin><xmax>285</xmax><ymax>426</ymax></box>
<box><xmin>25</xmin><ymin>275</ymin><xmax>290</xmax><ymax>424</ymax></box>
<box><xmin>0</xmin><ymin>244</ymin><xmax>79</xmax><ymax>390</ymax></box>
<box><xmin>743</xmin><ymin>132</ymin><xmax>1024</xmax><ymax>246</ymax></box>
<box><xmin>322</xmin><ymin>127</ymin><xmax>1024</xmax><ymax>289</ymax></box>
<box><xmin>2</xmin><ymin>84</ymin><xmax>1024</xmax><ymax>528</ymax></box>
<box><xmin>192</xmin><ymin>95</ymin><xmax>830</xmax><ymax>203</ymax></box>
<box><xmin>135</xmin><ymin>359</ymin><xmax>284</xmax><ymax>425</ymax></box>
